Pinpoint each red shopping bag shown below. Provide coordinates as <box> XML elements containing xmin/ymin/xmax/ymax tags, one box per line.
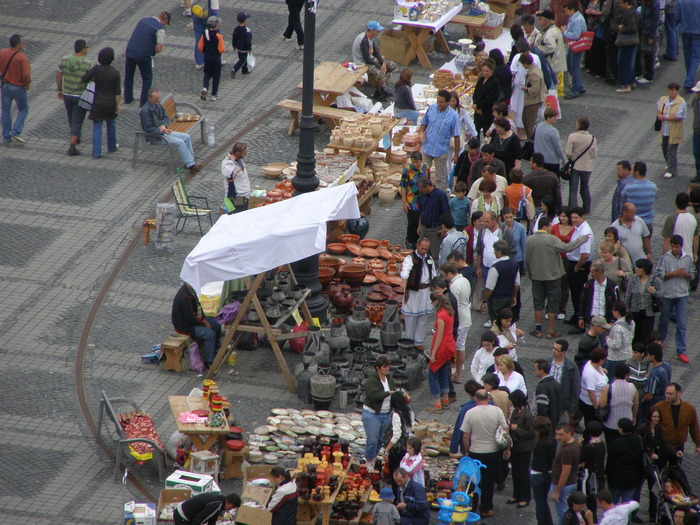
<box><xmin>567</xmin><ymin>31</ymin><xmax>594</xmax><ymax>53</ymax></box>
<box><xmin>545</xmin><ymin>90</ymin><xmax>561</xmax><ymax>118</ymax></box>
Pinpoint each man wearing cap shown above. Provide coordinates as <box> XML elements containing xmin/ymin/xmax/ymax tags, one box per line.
<box><xmin>190</xmin><ymin>0</ymin><xmax>221</xmax><ymax>70</ymax></box>
<box><xmin>56</xmin><ymin>39</ymin><xmax>91</xmax><ymax>155</ymax></box>
<box><xmin>124</xmin><ymin>11</ymin><xmax>171</xmax><ymax>107</ymax></box>
<box><xmin>352</xmin><ymin>21</ymin><xmax>397</xmax><ymax>101</ymax></box>
<box><xmin>140</xmin><ymin>88</ymin><xmax>203</xmax><ymax>174</ymax></box>
<box><xmin>692</xmin><ymin>81</ymin><xmax>700</xmax><ymax>183</ymax></box>
<box><xmin>535</xmin><ymin>10</ymin><xmax>567</xmax><ymax>83</ymax></box>
<box><xmin>0</xmin><ymin>34</ymin><xmax>31</xmax><ymax>144</ymax></box>
<box><xmin>198</xmin><ymin>16</ymin><xmax>225</xmax><ymax>101</ymax></box>
<box><xmin>575</xmin><ymin>316</ymin><xmax>610</xmax><ymax>368</ymax></box>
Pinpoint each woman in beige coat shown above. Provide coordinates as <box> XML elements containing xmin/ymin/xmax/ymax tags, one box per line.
<box><xmin>565</xmin><ymin>116</ymin><xmax>597</xmax><ymax>213</ymax></box>
<box><xmin>520</xmin><ymin>52</ymin><xmax>547</xmax><ymax>140</ymax></box>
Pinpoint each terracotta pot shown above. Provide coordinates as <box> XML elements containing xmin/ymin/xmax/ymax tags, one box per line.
<box><xmin>359</xmin><ymin>239</ymin><xmax>380</xmax><ymax>249</ymax></box>
<box><xmin>327</xmin><ymin>243</ymin><xmax>347</xmax><ymax>255</ymax></box>
<box><xmin>339</xmin><ymin>264</ymin><xmax>367</xmax><ymax>286</ymax></box>
<box><xmin>320</xmin><ymin>255</ymin><xmax>341</xmax><ymax>273</ymax></box>
<box><xmin>331</xmin><ymin>284</ymin><xmax>354</xmax><ymax>314</ymax></box>
<box><xmin>378</xmin><ymin>184</ymin><xmax>396</xmax><ymax>205</ymax></box>
<box><xmin>337</xmin><ymin>234</ymin><xmax>360</xmax><ymax>244</ymax></box>
<box><xmin>319</xmin><ymin>267</ymin><xmax>335</xmax><ymax>288</ymax></box>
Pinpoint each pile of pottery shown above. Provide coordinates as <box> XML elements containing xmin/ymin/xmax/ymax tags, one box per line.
<box><xmin>248</xmin><ymin>408</ymin><xmax>367</xmax><ymax>467</ymax></box>
<box><xmin>402</xmin><ymin>132</ymin><xmax>421</xmax><ymax>154</ymax></box>
<box><xmin>329</xmin><ymin>114</ymin><xmax>396</xmax><ymax>152</ymax></box>
<box><xmin>235</xmin><ymin>271</ymin><xmax>307</xmax><ymax>325</ymax></box>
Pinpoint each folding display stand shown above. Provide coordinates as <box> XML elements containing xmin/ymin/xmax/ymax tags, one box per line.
<box><xmin>205</xmin><ymin>265</ymin><xmax>314</xmax><ymax>393</ymax></box>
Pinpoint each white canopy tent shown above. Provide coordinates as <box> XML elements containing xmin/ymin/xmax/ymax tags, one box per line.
<box><xmin>180</xmin><ymin>183</ymin><xmax>361</xmax><ymax>293</ymax></box>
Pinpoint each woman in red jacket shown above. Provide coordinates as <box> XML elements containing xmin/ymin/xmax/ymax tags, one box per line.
<box><xmin>425</xmin><ymin>292</ymin><xmax>456</xmax><ymax>413</ymax></box>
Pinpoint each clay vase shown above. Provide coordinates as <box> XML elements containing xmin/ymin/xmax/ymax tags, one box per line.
<box><xmin>342</xmin><ymin>133</ymin><xmax>355</xmax><ymax>148</ymax></box>
<box><xmin>304</xmin><ymin>325</ymin><xmax>322</xmax><ymax>356</ymax></box>
<box><xmin>310</xmin><ymin>372</ymin><xmax>337</xmax><ymax>410</ymax></box>
<box><xmin>378</xmin><ymin>184</ymin><xmax>396</xmax><ymax>205</ymax></box>
<box><xmin>328</xmin><ymin>318</ymin><xmax>350</xmax><ymax>356</ymax></box>
<box><xmin>331</xmin><ymin>284</ymin><xmax>354</xmax><ymax>315</ymax></box>
<box><xmin>346</xmin><ymin>214</ymin><xmax>370</xmax><ymax>240</ymax></box>
<box><xmin>345</xmin><ymin>305</ymin><xmax>372</xmax><ymax>348</ymax></box>
<box><xmin>380</xmin><ymin>300</ymin><xmax>401</xmax><ymax>349</ymax></box>
<box><xmin>297</xmin><ymin>362</ymin><xmax>313</xmax><ymax>404</ymax></box>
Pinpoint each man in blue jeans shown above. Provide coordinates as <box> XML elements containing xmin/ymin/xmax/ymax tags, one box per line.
<box><xmin>550</xmin><ymin>423</ymin><xmax>580</xmax><ymax>525</ymax></box>
<box><xmin>655</xmin><ymin>235</ymin><xmax>696</xmax><ymax>363</ymax></box>
<box><xmin>139</xmin><ymin>88</ymin><xmax>202</xmax><ymax>174</ymax></box>
<box><xmin>0</xmin><ymin>34</ymin><xmax>31</xmax><ymax>143</ymax></box>
<box><xmin>171</xmin><ymin>282</ymin><xmax>221</xmax><ymax>368</ymax></box>
<box><xmin>677</xmin><ymin>0</ymin><xmax>700</xmax><ymax>91</ymax></box>
<box><xmin>691</xmin><ymin>82</ymin><xmax>700</xmax><ymax>183</ymax></box>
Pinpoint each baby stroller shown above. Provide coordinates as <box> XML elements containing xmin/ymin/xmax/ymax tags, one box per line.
<box><xmin>653</xmin><ymin>465</ymin><xmax>699</xmax><ymax>524</ymax></box>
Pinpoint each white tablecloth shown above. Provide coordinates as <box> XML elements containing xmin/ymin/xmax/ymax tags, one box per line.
<box><xmin>433</xmin><ymin>28</ymin><xmax>512</xmax><ymax>76</ymax></box>
<box><xmin>391</xmin><ymin>4</ymin><xmax>463</xmax><ymax>31</ymax></box>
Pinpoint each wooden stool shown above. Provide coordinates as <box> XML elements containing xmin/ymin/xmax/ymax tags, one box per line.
<box><xmin>189</xmin><ymin>450</ymin><xmax>221</xmax><ymax>482</ymax></box>
<box><xmin>222</xmin><ymin>447</ymin><xmax>249</xmax><ymax>479</ymax></box>
<box><xmin>142</xmin><ymin>219</ymin><xmax>157</xmax><ymax>245</ymax></box>
<box><xmin>161</xmin><ymin>333</ymin><xmax>192</xmax><ymax>372</ymax></box>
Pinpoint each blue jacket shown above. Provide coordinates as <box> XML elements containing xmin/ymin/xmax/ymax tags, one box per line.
<box><xmin>394</xmin><ymin>480</ymin><xmax>430</xmax><ymax>525</ymax></box>
<box><xmin>139</xmin><ymin>101</ymin><xmax>170</xmax><ymax>135</ymax></box>
<box><xmin>126</xmin><ymin>17</ymin><xmax>162</xmax><ymax>61</ymax></box>
<box><xmin>450</xmin><ymin>399</ymin><xmax>477</xmax><ymax>454</ymax></box>
<box><xmin>677</xmin><ymin>0</ymin><xmax>700</xmax><ymax>34</ymax></box>
<box><xmin>232</xmin><ymin>25</ymin><xmax>252</xmax><ymax>51</ymax></box>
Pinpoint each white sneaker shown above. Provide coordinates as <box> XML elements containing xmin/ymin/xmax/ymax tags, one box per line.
<box><xmin>654</xmin><ymin>60</ymin><xmax>661</xmax><ymax>69</ymax></box>
<box><xmin>210</xmin><ymin>96</ymin><xmax>218</xmax><ymax>101</ymax></box>
<box><xmin>183</xmin><ymin>8</ymin><xmax>191</xmax><ymax>16</ymax></box>
<box><xmin>636</xmin><ymin>77</ymin><xmax>653</xmax><ymax>84</ymax></box>
<box><xmin>663</xmin><ymin>172</ymin><xmax>674</xmax><ymax>179</ymax></box>
<box><xmin>195</xmin><ymin>64</ymin><xmax>204</xmax><ymax>70</ymax></box>
<box><xmin>483</xmin><ymin>319</ymin><xmax>492</xmax><ymax>328</ymax></box>
<box><xmin>556</xmin><ymin>313</ymin><xmax>566</xmax><ymax>320</ymax></box>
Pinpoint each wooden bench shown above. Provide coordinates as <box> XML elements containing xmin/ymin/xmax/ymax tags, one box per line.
<box><xmin>161</xmin><ymin>332</ymin><xmax>193</xmax><ymax>372</ymax></box>
<box><xmin>132</xmin><ymin>94</ymin><xmax>206</xmax><ymax>173</ymax></box>
<box><xmin>276</xmin><ymin>99</ymin><xmax>359</xmax><ymax>136</ymax></box>
<box><xmin>96</xmin><ymin>391</ymin><xmax>166</xmax><ymax>481</ymax></box>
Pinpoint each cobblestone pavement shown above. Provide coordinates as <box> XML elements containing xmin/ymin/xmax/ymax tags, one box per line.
<box><xmin>1</xmin><ymin>0</ymin><xmax>700</xmax><ymax>523</ymax></box>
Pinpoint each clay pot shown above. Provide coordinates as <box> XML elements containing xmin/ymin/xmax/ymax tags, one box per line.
<box><xmin>346</xmin><ymin>305</ymin><xmax>372</xmax><ymax>345</ymax></box>
<box><xmin>351</xmin><ymin>257</ymin><xmax>367</xmax><ymax>268</ymax></box>
<box><xmin>360</xmin><ymin>239</ymin><xmax>380</xmax><ymax>248</ymax></box>
<box><xmin>380</xmin><ymin>299</ymin><xmax>401</xmax><ymax>348</ymax></box>
<box><xmin>319</xmin><ymin>255</ymin><xmax>341</xmax><ymax>274</ymax></box>
<box><xmin>337</xmin><ymin>233</ymin><xmax>360</xmax><ymax>244</ymax></box>
<box><xmin>330</xmin><ymin>284</ymin><xmax>354</xmax><ymax>315</ymax></box>
<box><xmin>339</xmin><ymin>264</ymin><xmax>367</xmax><ymax>286</ymax></box>
<box><xmin>342</xmin><ymin>134</ymin><xmax>354</xmax><ymax>148</ymax></box>
<box><xmin>327</xmin><ymin>243</ymin><xmax>347</xmax><ymax>255</ymax></box>
<box><xmin>378</xmin><ymin>184</ymin><xmax>396</xmax><ymax>205</ymax></box>
<box><xmin>369</xmin><ymin>118</ymin><xmax>383</xmax><ymax>138</ymax></box>
<box><xmin>319</xmin><ymin>267</ymin><xmax>335</xmax><ymax>288</ymax></box>
<box><xmin>347</xmin><ymin>214</ymin><xmax>370</xmax><ymax>240</ymax></box>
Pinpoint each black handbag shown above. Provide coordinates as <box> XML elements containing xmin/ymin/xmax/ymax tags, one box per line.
<box><xmin>595</xmin><ymin>383</ymin><xmax>612</xmax><ymax>421</ymax></box>
<box><xmin>561</xmin><ymin>136</ymin><xmax>595</xmax><ymax>182</ymax></box>
<box><xmin>654</xmin><ymin>117</ymin><xmax>662</xmax><ymax>131</ymax></box>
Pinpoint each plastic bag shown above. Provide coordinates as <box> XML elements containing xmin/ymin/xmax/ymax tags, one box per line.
<box><xmin>164</xmin><ymin>430</ymin><xmax>192</xmax><ymax>460</ymax></box>
<box><xmin>188</xmin><ymin>341</ymin><xmax>205</xmax><ymax>373</ymax></box>
<box><xmin>247</xmin><ymin>53</ymin><xmax>256</xmax><ymax>70</ymax></box>
<box><xmin>289</xmin><ymin>321</ymin><xmax>308</xmax><ymax>354</ymax></box>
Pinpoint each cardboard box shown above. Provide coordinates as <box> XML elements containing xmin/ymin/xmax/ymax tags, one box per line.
<box><xmin>124</xmin><ymin>502</ymin><xmax>156</xmax><ymax>525</ymax></box>
<box><xmin>488</xmin><ymin>0</ymin><xmax>520</xmax><ymax>28</ymax></box>
<box><xmin>156</xmin><ymin>488</ymin><xmax>192</xmax><ymax>522</ymax></box>
<box><xmin>165</xmin><ymin>470</ymin><xmax>214</xmax><ymax>495</ymax></box>
<box><xmin>236</xmin><ymin>466</ymin><xmax>276</xmax><ymax>525</ymax></box>
<box><xmin>248</xmin><ymin>196</ymin><xmax>266</xmax><ymax>208</ymax></box>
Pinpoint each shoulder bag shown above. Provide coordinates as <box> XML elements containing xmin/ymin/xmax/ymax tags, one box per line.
<box><xmin>595</xmin><ymin>383</ymin><xmax>612</xmax><ymax>421</ymax></box>
<box><xmin>617</xmin><ymin>257</ymin><xmax>628</xmax><ymax>293</ymax></box>
<box><xmin>561</xmin><ymin>135</ymin><xmax>595</xmax><ymax>181</ymax></box>
<box><xmin>495</xmin><ymin>425</ymin><xmax>512</xmax><ymax>449</ymax></box>
<box><xmin>567</xmin><ymin>31</ymin><xmax>595</xmax><ymax>53</ymax></box>
<box><xmin>521</xmin><ymin>124</ymin><xmax>538</xmax><ymax>161</ymax></box>
<box><xmin>78</xmin><ymin>66</ymin><xmax>97</xmax><ymax>111</ymax></box>
<box><xmin>615</xmin><ymin>31</ymin><xmax>640</xmax><ymax>47</ymax></box>
<box><xmin>0</xmin><ymin>51</ymin><xmax>20</xmax><ymax>84</ymax></box>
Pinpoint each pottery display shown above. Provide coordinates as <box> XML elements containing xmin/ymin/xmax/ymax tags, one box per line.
<box><xmin>345</xmin><ymin>305</ymin><xmax>372</xmax><ymax>347</ymax></box>
<box><xmin>378</xmin><ymin>184</ymin><xmax>397</xmax><ymax>205</ymax></box>
<box><xmin>339</xmin><ymin>264</ymin><xmax>367</xmax><ymax>287</ymax></box>
<box><xmin>326</xmin><ymin>243</ymin><xmax>347</xmax><ymax>255</ymax></box>
<box><xmin>319</xmin><ymin>255</ymin><xmax>341</xmax><ymax>274</ymax></box>
<box><xmin>310</xmin><ymin>373</ymin><xmax>336</xmax><ymax>410</ymax></box>
<box><xmin>327</xmin><ymin>318</ymin><xmax>350</xmax><ymax>356</ymax></box>
<box><xmin>330</xmin><ymin>284</ymin><xmax>354</xmax><ymax>315</ymax></box>
<box><xmin>319</xmin><ymin>267</ymin><xmax>335</xmax><ymax>288</ymax></box>
<box><xmin>380</xmin><ymin>300</ymin><xmax>401</xmax><ymax>348</ymax></box>
<box><xmin>336</xmin><ymin>234</ymin><xmax>360</xmax><ymax>244</ymax></box>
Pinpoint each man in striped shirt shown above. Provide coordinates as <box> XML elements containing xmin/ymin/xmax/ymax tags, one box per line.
<box><xmin>620</xmin><ymin>161</ymin><xmax>658</xmax><ymax>234</ymax></box>
<box><xmin>56</xmin><ymin>39</ymin><xmax>92</xmax><ymax>156</ymax></box>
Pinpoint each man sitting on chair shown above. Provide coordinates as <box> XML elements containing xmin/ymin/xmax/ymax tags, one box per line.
<box><xmin>140</xmin><ymin>88</ymin><xmax>203</xmax><ymax>174</ymax></box>
<box><xmin>172</xmin><ymin>282</ymin><xmax>221</xmax><ymax>368</ymax></box>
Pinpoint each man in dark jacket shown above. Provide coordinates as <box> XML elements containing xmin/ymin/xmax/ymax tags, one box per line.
<box><xmin>534</xmin><ymin>358</ymin><xmax>562</xmax><ymax>430</ymax></box>
<box><xmin>175</xmin><ymin>492</ymin><xmax>240</xmax><ymax>525</ymax></box>
<box><xmin>450</xmin><ymin>380</ymin><xmax>482</xmax><ymax>454</ymax></box>
<box><xmin>572</xmin><ymin>261</ymin><xmax>619</xmax><ymax>334</ymax></box>
<box><xmin>140</xmin><ymin>88</ymin><xmax>203</xmax><ymax>173</ymax></box>
<box><xmin>605</xmin><ymin>418</ymin><xmax>644</xmax><ymax>504</ymax></box>
<box><xmin>124</xmin><ymin>11</ymin><xmax>170</xmax><ymax>106</ymax></box>
<box><xmin>172</xmin><ymin>282</ymin><xmax>221</xmax><ymax>367</ymax></box>
<box><xmin>393</xmin><ymin>468</ymin><xmax>431</xmax><ymax>525</ymax></box>
<box><xmin>550</xmin><ymin>339</ymin><xmax>581</xmax><ymax>428</ymax></box>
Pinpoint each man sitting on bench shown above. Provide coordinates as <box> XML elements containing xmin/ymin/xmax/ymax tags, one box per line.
<box><xmin>140</xmin><ymin>88</ymin><xmax>203</xmax><ymax>174</ymax></box>
<box><xmin>172</xmin><ymin>282</ymin><xmax>221</xmax><ymax>368</ymax></box>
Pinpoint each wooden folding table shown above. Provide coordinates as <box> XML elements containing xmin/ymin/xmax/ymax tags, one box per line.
<box><xmin>168</xmin><ymin>395</ymin><xmax>231</xmax><ymax>451</ymax></box>
<box><xmin>391</xmin><ymin>5</ymin><xmax>463</xmax><ymax>69</ymax></box>
<box><xmin>297</xmin><ymin>62</ymin><xmax>368</xmax><ymax>107</ymax></box>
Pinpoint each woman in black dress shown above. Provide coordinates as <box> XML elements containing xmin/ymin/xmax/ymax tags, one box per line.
<box><xmin>473</xmin><ymin>58</ymin><xmax>500</xmax><ymax>137</ymax></box>
<box><xmin>490</xmin><ymin>116</ymin><xmax>522</xmax><ymax>177</ymax></box>
<box><xmin>82</xmin><ymin>47</ymin><xmax>121</xmax><ymax>159</ymax></box>
<box><xmin>489</xmin><ymin>49</ymin><xmax>512</xmax><ymax>102</ymax></box>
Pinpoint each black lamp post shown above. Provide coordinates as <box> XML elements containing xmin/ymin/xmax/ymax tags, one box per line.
<box><xmin>291</xmin><ymin>0</ymin><xmax>327</xmax><ymax>323</ymax></box>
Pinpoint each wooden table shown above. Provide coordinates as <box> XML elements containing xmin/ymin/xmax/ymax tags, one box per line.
<box><xmin>297</xmin><ymin>62</ymin><xmax>368</xmax><ymax>107</ymax></box>
<box><xmin>391</xmin><ymin>5</ymin><xmax>462</xmax><ymax>69</ymax></box>
<box><xmin>168</xmin><ymin>396</ymin><xmax>231</xmax><ymax>451</ymax></box>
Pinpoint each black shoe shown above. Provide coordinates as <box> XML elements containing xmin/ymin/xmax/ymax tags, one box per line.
<box><xmin>230</xmin><ymin>69</ymin><xmax>236</xmax><ymax>79</ymax></box>
<box><xmin>630</xmin><ymin>517</ymin><xmax>643</xmax><ymax>523</ymax></box>
<box><xmin>242</xmin><ymin>70</ymin><xmax>251</xmax><ymax>75</ymax></box>
<box><xmin>604</xmin><ymin>76</ymin><xmax>617</xmax><ymax>85</ymax></box>
<box><xmin>568</xmin><ymin>327</ymin><xmax>585</xmax><ymax>335</ymax></box>
<box><xmin>563</xmin><ymin>318</ymin><xmax>577</xmax><ymax>325</ymax></box>
<box><xmin>67</xmin><ymin>145</ymin><xmax>80</xmax><ymax>156</ymax></box>
<box><xmin>496</xmin><ymin>483</ymin><xmax>505</xmax><ymax>491</ymax></box>
<box><xmin>662</xmin><ymin>54</ymin><xmax>678</xmax><ymax>61</ymax></box>
<box><xmin>123</xmin><ymin>99</ymin><xmax>134</xmax><ymax>104</ymax></box>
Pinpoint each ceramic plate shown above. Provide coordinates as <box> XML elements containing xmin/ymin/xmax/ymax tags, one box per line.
<box><xmin>192</xmin><ymin>409</ymin><xmax>209</xmax><ymax>417</ymax></box>
<box><xmin>282</xmin><ymin>429</ymin><xmax>298</xmax><ymax>438</ymax></box>
<box><xmin>336</xmin><ymin>424</ymin><xmax>353</xmax><ymax>432</ymax></box>
<box><xmin>267</xmin><ymin>417</ymin><xmax>281</xmax><ymax>425</ymax></box>
<box><xmin>316</xmin><ymin>410</ymin><xmax>334</xmax><ymax>418</ymax></box>
<box><xmin>251</xmin><ymin>478</ymin><xmax>273</xmax><ymax>487</ymax></box>
<box><xmin>321</xmin><ymin>422</ymin><xmax>335</xmax><ymax>429</ymax></box>
<box><xmin>349</xmin><ymin>419</ymin><xmax>364</xmax><ymax>427</ymax></box>
<box><xmin>356</xmin><ymin>437</ymin><xmax>366</xmax><ymax>446</ymax></box>
<box><xmin>338</xmin><ymin>431</ymin><xmax>356</xmax><ymax>442</ymax></box>
<box><xmin>305</xmin><ymin>415</ymin><xmax>321</xmax><ymax>423</ymax></box>
<box><xmin>320</xmin><ymin>427</ymin><xmax>336</xmax><ymax>437</ymax></box>
<box><xmin>254</xmin><ymin>425</ymin><xmax>272</xmax><ymax>435</ymax></box>
<box><xmin>291</xmin><ymin>425</ymin><xmax>307</xmax><ymax>434</ymax></box>
<box><xmin>271</xmin><ymin>408</ymin><xmax>289</xmax><ymax>416</ymax></box>
<box><xmin>307</xmin><ymin>425</ymin><xmax>321</xmax><ymax>435</ymax></box>
<box><xmin>292</xmin><ymin>416</ymin><xmax>307</xmax><ymax>425</ymax></box>
<box><xmin>265</xmin><ymin>445</ymin><xmax>280</xmax><ymax>452</ymax></box>
<box><xmin>287</xmin><ymin>409</ymin><xmax>301</xmax><ymax>416</ymax></box>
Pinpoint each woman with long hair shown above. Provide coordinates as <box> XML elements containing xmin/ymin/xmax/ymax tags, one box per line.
<box><xmin>473</xmin><ymin>58</ymin><xmax>501</xmax><ymax>136</ymax></box>
<box><xmin>508</xmin><ymin>389</ymin><xmax>535</xmax><ymax>508</ymax></box>
<box><xmin>551</xmin><ymin>207</ymin><xmax>573</xmax><ymax>320</ymax></box>
<box><xmin>492</xmin><ymin>307</ymin><xmax>524</xmax><ymax>361</ymax></box>
<box><xmin>489</xmin><ymin>48</ymin><xmax>512</xmax><ymax>101</ymax></box>
<box><xmin>637</xmin><ymin>0</ymin><xmax>660</xmax><ymax>84</ymax></box>
<box><xmin>598</xmin><ymin>362</ymin><xmax>638</xmax><ymax>443</ymax></box>
<box><xmin>530</xmin><ymin>416</ymin><xmax>557</xmax><ymax>525</ymax></box>
<box><xmin>614</xmin><ymin>0</ymin><xmax>639</xmax><ymax>93</ymax></box>
<box><xmin>425</xmin><ymin>292</ymin><xmax>456</xmax><ymax>413</ymax></box>
<box><xmin>394</xmin><ymin>69</ymin><xmax>419</xmax><ymax>124</ymax></box>
<box><xmin>625</xmin><ymin>259</ymin><xmax>663</xmax><ymax>343</ymax></box>
<box><xmin>531</xmin><ymin>195</ymin><xmax>559</xmax><ymax>234</ymax></box>
<box><xmin>382</xmin><ymin>390</ymin><xmax>415</xmax><ymax>482</ymax></box>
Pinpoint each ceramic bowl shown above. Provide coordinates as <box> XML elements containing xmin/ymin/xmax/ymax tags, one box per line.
<box><xmin>359</xmin><ymin>239</ymin><xmax>380</xmax><ymax>248</ymax></box>
<box><xmin>326</xmin><ymin>243</ymin><xmax>347</xmax><ymax>255</ymax></box>
<box><xmin>268</xmin><ymin>162</ymin><xmax>289</xmax><ymax>170</ymax></box>
<box><xmin>319</xmin><ymin>267</ymin><xmax>335</xmax><ymax>287</ymax></box>
<box><xmin>319</xmin><ymin>255</ymin><xmax>341</xmax><ymax>274</ymax></box>
<box><xmin>337</xmin><ymin>233</ymin><xmax>360</xmax><ymax>244</ymax></box>
<box><xmin>262</xmin><ymin>166</ymin><xmax>283</xmax><ymax>179</ymax></box>
<box><xmin>339</xmin><ymin>264</ymin><xmax>367</xmax><ymax>286</ymax></box>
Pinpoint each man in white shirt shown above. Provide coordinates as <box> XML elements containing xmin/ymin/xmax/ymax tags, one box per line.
<box><xmin>611</xmin><ymin>203</ymin><xmax>652</xmax><ymax>263</ymax></box>
<box><xmin>596</xmin><ymin>489</ymin><xmax>639</xmax><ymax>525</ymax></box>
<box><xmin>461</xmin><ymin>390</ymin><xmax>509</xmax><ymax>518</ymax></box>
<box><xmin>467</xmin><ymin>166</ymin><xmax>508</xmax><ymax>208</ymax></box>
<box><xmin>441</xmin><ymin>263</ymin><xmax>472</xmax><ymax>383</ymax></box>
<box><xmin>564</xmin><ymin>207</ymin><xmax>593</xmax><ymax>327</ymax></box>
<box><xmin>661</xmin><ymin>192</ymin><xmax>699</xmax><ymax>262</ymax></box>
